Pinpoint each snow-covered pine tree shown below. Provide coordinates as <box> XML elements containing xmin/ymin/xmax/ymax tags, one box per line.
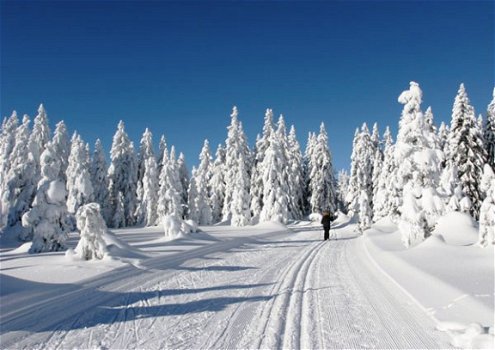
<box><xmin>135</xmin><ymin>128</ymin><xmax>155</xmax><ymax>225</ymax></box>
<box><xmin>231</xmin><ymin>159</ymin><xmax>252</xmax><ymax>226</ymax></box>
<box><xmin>222</xmin><ymin>106</ymin><xmax>251</xmax><ymax>222</ymax></box>
<box><xmin>194</xmin><ymin>140</ymin><xmax>213</xmax><ymax>225</ymax></box>
<box><xmin>346</xmin><ymin>124</ymin><xmax>373</xmax><ymax>219</ymax></box>
<box><xmin>187</xmin><ymin>167</ymin><xmax>200</xmax><ymax>223</ymax></box>
<box><xmin>336</xmin><ymin>169</ymin><xmax>349</xmax><ymax>213</ymax></box>
<box><xmin>259</xmin><ymin>122</ymin><xmax>289</xmax><ymax>223</ymax></box>
<box><xmin>303</xmin><ymin>132</ymin><xmax>317</xmax><ymax>214</ymax></box>
<box><xmin>28</xmin><ymin>104</ymin><xmax>51</xmax><ymax>166</ymax></box>
<box><xmin>484</xmin><ymin>88</ymin><xmax>495</xmax><ymax>170</ymax></box>
<box><xmin>373</xmin><ymin>126</ymin><xmax>394</xmax><ymax>221</ymax></box>
<box><xmin>157</xmin><ymin>146</ymin><xmax>182</xmax><ymax>220</ymax></box>
<box><xmin>74</xmin><ymin>203</ymin><xmax>108</xmax><ymax>260</ymax></box>
<box><xmin>1</xmin><ymin>115</ymin><xmax>38</xmax><ymax>238</ymax></box>
<box><xmin>108</xmin><ymin>121</ymin><xmax>138</xmax><ymax>227</ymax></box>
<box><xmin>66</xmin><ymin>133</ymin><xmax>94</xmax><ymax>214</ymax></box>
<box><xmin>308</xmin><ymin>123</ymin><xmax>336</xmax><ymax>214</ymax></box>
<box><xmin>395</xmin><ymin>82</ymin><xmax>444</xmax><ymax>247</ymax></box>
<box><xmin>22</xmin><ymin>142</ymin><xmax>71</xmax><ymax>253</ymax></box>
<box><xmin>478</xmin><ymin>164</ymin><xmax>495</xmax><ymax>246</ymax></box>
<box><xmin>177</xmin><ymin>152</ymin><xmax>190</xmax><ymax>218</ymax></box>
<box><xmin>139</xmin><ymin>156</ymin><xmax>159</xmax><ymax>226</ymax></box>
<box><xmin>209</xmin><ymin>144</ymin><xmax>226</xmax><ymax>223</ymax></box>
<box><xmin>446</xmin><ymin>84</ymin><xmax>487</xmax><ymax>219</ymax></box>
<box><xmin>0</xmin><ymin>111</ymin><xmax>19</xmax><ymax>229</ymax></box>
<box><xmin>287</xmin><ymin>125</ymin><xmax>305</xmax><ymax>219</ymax></box>
<box><xmin>90</xmin><ymin>139</ymin><xmax>110</xmax><ymax>223</ymax></box>
<box><xmin>371</xmin><ymin>124</ymin><xmax>383</xmax><ymax>214</ymax></box>
<box><xmin>157</xmin><ymin>134</ymin><xmax>167</xmax><ymax>173</ymax></box>
<box><xmin>51</xmin><ymin>121</ymin><xmax>70</xmax><ymax>180</ymax></box>
<box><xmin>437</xmin><ymin>122</ymin><xmax>449</xmax><ymax>168</ymax></box>
<box><xmin>250</xmin><ymin>108</ymin><xmax>274</xmax><ymax>223</ymax></box>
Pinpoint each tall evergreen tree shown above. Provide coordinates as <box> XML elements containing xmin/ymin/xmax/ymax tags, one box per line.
<box><xmin>194</xmin><ymin>140</ymin><xmax>213</xmax><ymax>225</ymax></box>
<box><xmin>0</xmin><ymin>111</ymin><xmax>19</xmax><ymax>228</ymax></box>
<box><xmin>373</xmin><ymin>127</ymin><xmax>396</xmax><ymax>221</ymax></box>
<box><xmin>250</xmin><ymin>108</ymin><xmax>274</xmax><ymax>222</ymax></box>
<box><xmin>22</xmin><ymin>142</ymin><xmax>71</xmax><ymax>252</ymax></box>
<box><xmin>484</xmin><ymin>88</ymin><xmax>495</xmax><ymax>170</ymax></box>
<box><xmin>222</xmin><ymin>106</ymin><xmax>251</xmax><ymax>222</ymax></box>
<box><xmin>135</xmin><ymin>129</ymin><xmax>156</xmax><ymax>225</ymax></box>
<box><xmin>446</xmin><ymin>83</ymin><xmax>487</xmax><ymax>219</ymax></box>
<box><xmin>108</xmin><ymin>121</ymin><xmax>138</xmax><ymax>227</ymax></box>
<box><xmin>209</xmin><ymin>144</ymin><xmax>226</xmax><ymax>223</ymax></box>
<box><xmin>395</xmin><ymin>82</ymin><xmax>444</xmax><ymax>247</ymax></box>
<box><xmin>51</xmin><ymin>121</ymin><xmax>70</xmax><ymax>180</ymax></box>
<box><xmin>177</xmin><ymin>152</ymin><xmax>190</xmax><ymax>218</ymax></box>
<box><xmin>1</xmin><ymin>116</ymin><xmax>37</xmax><ymax>237</ymax></box>
<box><xmin>91</xmin><ymin>139</ymin><xmax>110</xmax><ymax>223</ymax></box>
<box><xmin>157</xmin><ymin>146</ymin><xmax>182</xmax><ymax>219</ymax></box>
<box><xmin>308</xmin><ymin>123</ymin><xmax>336</xmax><ymax>213</ymax></box>
<box><xmin>287</xmin><ymin>125</ymin><xmax>305</xmax><ymax>219</ymax></box>
<box><xmin>66</xmin><ymin>133</ymin><xmax>93</xmax><ymax>214</ymax></box>
<box><xmin>231</xmin><ymin>159</ymin><xmax>252</xmax><ymax>226</ymax></box>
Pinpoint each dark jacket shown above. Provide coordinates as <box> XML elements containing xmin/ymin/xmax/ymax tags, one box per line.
<box><xmin>321</xmin><ymin>214</ymin><xmax>331</xmax><ymax>229</ymax></box>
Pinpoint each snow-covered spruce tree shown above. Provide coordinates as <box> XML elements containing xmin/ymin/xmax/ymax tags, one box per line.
<box><xmin>484</xmin><ymin>88</ymin><xmax>495</xmax><ymax>170</ymax></box>
<box><xmin>73</xmin><ymin>203</ymin><xmax>108</xmax><ymax>260</ymax></box>
<box><xmin>0</xmin><ymin>111</ymin><xmax>19</xmax><ymax>229</ymax></box>
<box><xmin>66</xmin><ymin>133</ymin><xmax>93</xmax><ymax>215</ymax></box>
<box><xmin>108</xmin><ymin>121</ymin><xmax>138</xmax><ymax>227</ymax></box>
<box><xmin>22</xmin><ymin>142</ymin><xmax>71</xmax><ymax>253</ymax></box>
<box><xmin>336</xmin><ymin>169</ymin><xmax>349</xmax><ymax>213</ymax></box>
<box><xmin>28</xmin><ymin>104</ymin><xmax>51</xmax><ymax>166</ymax></box>
<box><xmin>222</xmin><ymin>106</ymin><xmax>251</xmax><ymax>222</ymax></box>
<box><xmin>395</xmin><ymin>82</ymin><xmax>444</xmax><ymax>248</ymax></box>
<box><xmin>250</xmin><ymin>108</ymin><xmax>274</xmax><ymax>222</ymax></box>
<box><xmin>157</xmin><ymin>146</ymin><xmax>183</xmax><ymax>220</ymax></box>
<box><xmin>373</xmin><ymin>126</ymin><xmax>394</xmax><ymax>221</ymax></box>
<box><xmin>231</xmin><ymin>159</ymin><xmax>252</xmax><ymax>226</ymax></box>
<box><xmin>51</xmin><ymin>121</ymin><xmax>70</xmax><ymax>180</ymax></box>
<box><xmin>187</xmin><ymin>167</ymin><xmax>200</xmax><ymax>223</ymax></box>
<box><xmin>1</xmin><ymin>116</ymin><xmax>38</xmax><ymax>238</ymax></box>
<box><xmin>371</xmin><ymin>127</ymin><xmax>384</xmax><ymax>213</ymax></box>
<box><xmin>139</xmin><ymin>156</ymin><xmax>159</xmax><ymax>226</ymax></box>
<box><xmin>308</xmin><ymin>123</ymin><xmax>336</xmax><ymax>214</ymax></box>
<box><xmin>358</xmin><ymin>190</ymin><xmax>372</xmax><ymax>232</ymax></box>
<box><xmin>135</xmin><ymin>128</ymin><xmax>155</xmax><ymax>225</ymax></box>
<box><xmin>157</xmin><ymin>134</ymin><xmax>167</xmax><ymax>173</ymax></box>
<box><xmin>177</xmin><ymin>152</ymin><xmax>190</xmax><ymax>218</ymax></box>
<box><xmin>91</xmin><ymin>139</ymin><xmax>110</xmax><ymax>223</ymax></box>
<box><xmin>194</xmin><ymin>140</ymin><xmax>213</xmax><ymax>225</ymax></box>
<box><xmin>259</xmin><ymin>123</ymin><xmax>289</xmax><ymax>223</ymax></box>
<box><xmin>437</xmin><ymin>122</ymin><xmax>449</xmax><ymax>168</ymax></box>
<box><xmin>446</xmin><ymin>84</ymin><xmax>487</xmax><ymax>219</ymax></box>
<box><xmin>303</xmin><ymin>132</ymin><xmax>317</xmax><ymax>214</ymax></box>
<box><xmin>478</xmin><ymin>164</ymin><xmax>495</xmax><ymax>246</ymax></box>
<box><xmin>287</xmin><ymin>125</ymin><xmax>305</xmax><ymax>219</ymax></box>
<box><xmin>346</xmin><ymin>124</ymin><xmax>373</xmax><ymax>219</ymax></box>
<box><xmin>209</xmin><ymin>144</ymin><xmax>226</xmax><ymax>223</ymax></box>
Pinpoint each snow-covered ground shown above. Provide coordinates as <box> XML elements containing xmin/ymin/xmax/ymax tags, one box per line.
<box><xmin>1</xmin><ymin>216</ymin><xmax>493</xmax><ymax>349</ymax></box>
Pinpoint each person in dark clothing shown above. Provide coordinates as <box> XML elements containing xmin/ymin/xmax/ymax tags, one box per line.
<box><xmin>321</xmin><ymin>211</ymin><xmax>331</xmax><ymax>240</ymax></box>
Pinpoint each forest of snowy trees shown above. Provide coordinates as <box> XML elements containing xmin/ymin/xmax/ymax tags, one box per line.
<box><xmin>344</xmin><ymin>82</ymin><xmax>495</xmax><ymax>247</ymax></box>
<box><xmin>0</xmin><ymin>81</ymin><xmax>494</xmax><ymax>255</ymax></box>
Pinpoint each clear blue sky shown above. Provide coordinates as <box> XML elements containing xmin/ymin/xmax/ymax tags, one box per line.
<box><xmin>1</xmin><ymin>1</ymin><xmax>493</xmax><ymax>172</ymax></box>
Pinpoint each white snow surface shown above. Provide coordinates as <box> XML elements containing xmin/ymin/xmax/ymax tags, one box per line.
<box><xmin>1</xmin><ymin>216</ymin><xmax>492</xmax><ymax>349</ymax></box>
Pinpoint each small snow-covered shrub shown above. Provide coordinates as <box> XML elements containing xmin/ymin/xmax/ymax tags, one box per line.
<box><xmin>162</xmin><ymin>215</ymin><xmax>184</xmax><ymax>239</ymax></box>
<box><xmin>72</xmin><ymin>203</ymin><xmax>108</xmax><ymax>260</ymax></box>
<box><xmin>183</xmin><ymin>219</ymin><xmax>198</xmax><ymax>233</ymax></box>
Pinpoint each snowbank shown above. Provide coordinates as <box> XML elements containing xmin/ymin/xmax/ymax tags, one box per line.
<box><xmin>363</xmin><ymin>214</ymin><xmax>494</xmax><ymax>348</ymax></box>
<box><xmin>162</xmin><ymin>215</ymin><xmax>197</xmax><ymax>241</ymax></box>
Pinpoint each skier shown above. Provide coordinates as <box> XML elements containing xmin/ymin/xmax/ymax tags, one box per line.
<box><xmin>321</xmin><ymin>210</ymin><xmax>331</xmax><ymax>240</ymax></box>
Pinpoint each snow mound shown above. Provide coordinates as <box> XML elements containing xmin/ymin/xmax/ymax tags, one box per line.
<box><xmin>437</xmin><ymin>322</ymin><xmax>494</xmax><ymax>349</ymax></box>
<box><xmin>9</xmin><ymin>242</ymin><xmax>33</xmax><ymax>254</ymax></box>
<box><xmin>308</xmin><ymin>213</ymin><xmax>322</xmax><ymax>222</ymax></box>
<box><xmin>162</xmin><ymin>215</ymin><xmax>197</xmax><ymax>241</ymax></box>
<box><xmin>433</xmin><ymin>212</ymin><xmax>478</xmax><ymax>246</ymax></box>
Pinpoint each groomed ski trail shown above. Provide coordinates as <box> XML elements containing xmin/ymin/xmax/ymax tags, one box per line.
<box><xmin>0</xmin><ymin>222</ymin><xmax>452</xmax><ymax>349</ymax></box>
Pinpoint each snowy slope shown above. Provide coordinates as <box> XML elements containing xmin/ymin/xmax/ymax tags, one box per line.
<box><xmin>0</xmin><ymin>219</ymin><xmax>486</xmax><ymax>349</ymax></box>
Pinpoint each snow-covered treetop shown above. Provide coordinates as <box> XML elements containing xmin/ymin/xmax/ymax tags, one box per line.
<box><xmin>398</xmin><ymin>81</ymin><xmax>422</xmax><ymax>109</ymax></box>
